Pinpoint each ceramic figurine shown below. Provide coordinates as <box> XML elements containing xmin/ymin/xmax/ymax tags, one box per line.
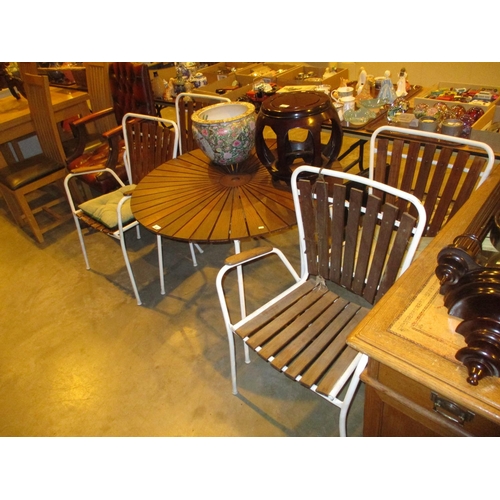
<box><xmin>396</xmin><ymin>67</ymin><xmax>408</xmax><ymax>97</ymax></box>
<box><xmin>356</xmin><ymin>67</ymin><xmax>367</xmax><ymax>95</ymax></box>
<box><xmin>378</xmin><ymin>70</ymin><xmax>397</xmax><ymax>104</ymax></box>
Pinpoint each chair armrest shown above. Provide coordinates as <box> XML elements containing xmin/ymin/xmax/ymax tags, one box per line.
<box><xmin>72</xmin><ymin>107</ymin><xmax>115</xmax><ymax>128</ymax></box>
<box><xmin>102</xmin><ymin>124</ymin><xmax>123</xmax><ymax>140</ymax></box>
<box><xmin>224</xmin><ymin>246</ymin><xmax>275</xmax><ymax>267</ymax></box>
<box><xmin>67</xmin><ymin>107</ymin><xmax>116</xmax><ymax>163</ymax></box>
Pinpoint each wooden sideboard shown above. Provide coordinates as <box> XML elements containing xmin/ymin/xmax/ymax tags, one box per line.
<box><xmin>347</xmin><ymin>165</ymin><xmax>500</xmax><ymax>437</ymax></box>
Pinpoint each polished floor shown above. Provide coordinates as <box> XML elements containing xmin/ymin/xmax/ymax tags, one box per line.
<box><xmin>0</xmin><ymin>132</ymin><xmax>366</xmax><ymax>437</ymax></box>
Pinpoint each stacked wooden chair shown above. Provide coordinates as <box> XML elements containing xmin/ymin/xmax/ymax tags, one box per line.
<box><xmin>0</xmin><ymin>73</ymin><xmax>73</xmax><ymax>243</ymax></box>
<box><xmin>216</xmin><ymin>166</ymin><xmax>427</xmax><ymax>436</ymax></box>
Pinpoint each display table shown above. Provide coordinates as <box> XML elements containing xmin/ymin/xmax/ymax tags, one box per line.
<box><xmin>347</xmin><ymin>165</ymin><xmax>500</xmax><ymax>436</ymax></box>
<box><xmin>0</xmin><ymin>87</ymin><xmax>89</xmax><ymax>166</ymax></box>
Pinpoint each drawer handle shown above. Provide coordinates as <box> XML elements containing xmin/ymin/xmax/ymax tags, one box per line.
<box><xmin>431</xmin><ymin>392</ymin><xmax>475</xmax><ymax>426</ymax></box>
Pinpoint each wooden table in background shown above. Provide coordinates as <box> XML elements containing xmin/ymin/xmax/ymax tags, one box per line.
<box><xmin>0</xmin><ymin>86</ymin><xmax>89</xmax><ymax>166</ymax></box>
<box><xmin>347</xmin><ymin>166</ymin><xmax>500</xmax><ymax>436</ymax></box>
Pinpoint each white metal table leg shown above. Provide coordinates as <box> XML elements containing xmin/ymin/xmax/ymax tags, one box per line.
<box><xmin>233</xmin><ymin>239</ymin><xmax>250</xmax><ymax>364</ymax></box>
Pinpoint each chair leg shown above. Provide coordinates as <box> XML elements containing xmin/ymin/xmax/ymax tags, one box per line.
<box><xmin>338</xmin><ymin>353</ymin><xmax>368</xmax><ymax>437</ymax></box>
<box><xmin>13</xmin><ymin>188</ymin><xmax>44</xmax><ymax>243</ymax></box>
<box><xmin>73</xmin><ymin>215</ymin><xmax>91</xmax><ymax>269</ymax></box>
<box><xmin>119</xmin><ymin>231</ymin><xmax>142</xmax><ymax>306</ymax></box>
<box><xmin>157</xmin><ymin>234</ymin><xmax>165</xmax><ymax>295</ymax></box>
<box><xmin>228</xmin><ymin>331</ymin><xmax>239</xmax><ymax>395</ymax></box>
<box><xmin>189</xmin><ymin>242</ymin><xmax>203</xmax><ymax>267</ymax></box>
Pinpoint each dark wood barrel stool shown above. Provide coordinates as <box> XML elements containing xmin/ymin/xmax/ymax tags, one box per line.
<box><xmin>255</xmin><ymin>91</ymin><xmax>343</xmax><ymax>182</ymax></box>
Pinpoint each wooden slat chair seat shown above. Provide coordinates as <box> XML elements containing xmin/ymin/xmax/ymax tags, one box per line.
<box><xmin>64</xmin><ymin>113</ymin><xmax>179</xmax><ymax>305</ymax></box>
<box><xmin>216</xmin><ymin>166</ymin><xmax>426</xmax><ymax>436</ymax></box>
<box><xmin>369</xmin><ymin>125</ymin><xmax>496</xmax><ymax>238</ymax></box>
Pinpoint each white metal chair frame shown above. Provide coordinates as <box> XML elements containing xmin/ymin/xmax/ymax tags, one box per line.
<box><xmin>216</xmin><ymin>165</ymin><xmax>427</xmax><ymax>436</ymax></box>
<box><xmin>64</xmin><ymin>113</ymin><xmax>179</xmax><ymax>305</ymax></box>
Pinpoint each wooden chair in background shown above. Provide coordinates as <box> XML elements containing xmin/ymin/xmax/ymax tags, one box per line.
<box><xmin>175</xmin><ymin>92</ymin><xmax>231</xmax><ymax>155</ymax></box>
<box><xmin>0</xmin><ymin>73</ymin><xmax>72</xmax><ymax>243</ymax></box>
<box><xmin>67</xmin><ymin>62</ymin><xmax>156</xmax><ymax>195</ymax></box>
<box><xmin>216</xmin><ymin>166</ymin><xmax>426</xmax><ymax>436</ymax></box>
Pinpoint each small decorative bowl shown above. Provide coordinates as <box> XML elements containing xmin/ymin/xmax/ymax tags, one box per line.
<box><xmin>343</xmin><ymin>107</ymin><xmax>376</xmax><ymax>125</ymax></box>
<box><xmin>192</xmin><ymin>102</ymin><xmax>256</xmax><ymax>166</ymax></box>
<box><xmin>359</xmin><ymin>98</ymin><xmax>384</xmax><ymax>114</ymax></box>
<box><xmin>418</xmin><ymin>116</ymin><xmax>438</xmax><ymax>132</ymax></box>
<box><xmin>441</xmin><ymin>118</ymin><xmax>463</xmax><ymax>136</ymax></box>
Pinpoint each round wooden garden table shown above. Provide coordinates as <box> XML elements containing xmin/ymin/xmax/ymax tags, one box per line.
<box><xmin>130</xmin><ymin>148</ymin><xmax>296</xmax><ymax>244</ymax></box>
<box><xmin>130</xmin><ymin>148</ymin><xmax>297</xmax><ymax>318</ymax></box>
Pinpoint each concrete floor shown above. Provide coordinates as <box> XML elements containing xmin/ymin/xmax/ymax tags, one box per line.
<box><xmin>0</xmin><ymin>122</ymin><xmax>367</xmax><ymax>437</ymax></box>
<box><xmin>0</xmin><ymin>192</ymin><xmax>365</xmax><ymax>438</ymax></box>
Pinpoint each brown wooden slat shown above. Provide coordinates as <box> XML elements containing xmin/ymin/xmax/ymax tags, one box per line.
<box><xmin>426</xmin><ymin>150</ymin><xmax>468</xmax><ymax>236</ymax></box>
<box><xmin>298</xmin><ymin>307</ymin><xmax>369</xmax><ymax>389</ymax></box>
<box><xmin>412</xmin><ymin>142</ymin><xmax>436</xmax><ymax>203</ymax></box>
<box><xmin>449</xmin><ymin>156</ymin><xmax>485</xmax><ymax>220</ymax></box>
<box><xmin>329</xmin><ymin>183</ymin><xmax>346</xmax><ymax>283</ymax></box>
<box><xmin>373</xmin><ymin>138</ymin><xmax>389</xmax><ymax>199</ymax></box>
<box><xmin>375</xmin><ymin>211</ymin><xmax>417</xmax><ymax>302</ymax></box>
<box><xmin>77</xmin><ymin>211</ymin><xmax>117</xmax><ymax>234</ymax></box>
<box><xmin>397</xmin><ymin>140</ymin><xmax>421</xmax><ymax>214</ymax></box>
<box><xmin>255</xmin><ymin>288</ymin><xmax>333</xmax><ymax>359</ymax></box>
<box><xmin>351</xmin><ymin>193</ymin><xmax>382</xmax><ymax>295</ymax></box>
<box><xmin>315</xmin><ymin>180</ymin><xmax>330</xmax><ymax>278</ymax></box>
<box><xmin>237</xmin><ymin>281</ymin><xmax>317</xmax><ymax>342</ymax></box>
<box><xmin>422</xmin><ymin>147</ymin><xmax>453</xmax><ymax>227</ymax></box>
<box><xmin>281</xmin><ymin>300</ymin><xmax>359</xmax><ymax>378</ymax></box>
<box><xmin>271</xmin><ymin>292</ymin><xmax>348</xmax><ymax>370</ymax></box>
<box><xmin>298</xmin><ymin>179</ymin><xmax>318</xmax><ymax>276</ymax></box>
<box><xmin>385</xmin><ymin>138</ymin><xmax>404</xmax><ymax>206</ymax></box>
<box><xmin>341</xmin><ymin>188</ymin><xmax>363</xmax><ymax>289</ymax></box>
<box><xmin>315</xmin><ymin>346</ymin><xmax>360</xmax><ymax>396</ymax></box>
<box><xmin>363</xmin><ymin>203</ymin><xmax>398</xmax><ymax>304</ymax></box>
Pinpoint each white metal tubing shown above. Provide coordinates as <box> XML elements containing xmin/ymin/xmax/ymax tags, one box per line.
<box><xmin>157</xmin><ymin>235</ymin><xmax>165</xmax><ymax>295</ymax></box>
<box><xmin>215</xmin><ymin>246</ymin><xmax>303</xmax><ymax>394</ymax></box>
<box><xmin>117</xmin><ymin>195</ymin><xmax>142</xmax><ymax>305</ymax></box>
<box><xmin>368</xmin><ymin>125</ymin><xmax>496</xmax><ymax>188</ymax></box>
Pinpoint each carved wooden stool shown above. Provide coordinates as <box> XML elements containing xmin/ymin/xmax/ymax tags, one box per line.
<box><xmin>255</xmin><ymin>91</ymin><xmax>343</xmax><ymax>181</ymax></box>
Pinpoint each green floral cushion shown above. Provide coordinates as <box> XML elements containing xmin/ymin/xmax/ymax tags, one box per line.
<box><xmin>79</xmin><ymin>184</ymin><xmax>136</xmax><ymax>229</ymax></box>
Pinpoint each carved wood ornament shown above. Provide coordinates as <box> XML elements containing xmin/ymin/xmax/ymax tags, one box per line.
<box><xmin>435</xmin><ymin>180</ymin><xmax>500</xmax><ymax>386</ymax></box>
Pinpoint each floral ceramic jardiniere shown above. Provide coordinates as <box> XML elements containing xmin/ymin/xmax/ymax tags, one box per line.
<box><xmin>191</xmin><ymin>102</ymin><xmax>256</xmax><ymax>166</ymax></box>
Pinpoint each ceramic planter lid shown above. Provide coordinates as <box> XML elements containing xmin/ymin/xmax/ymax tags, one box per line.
<box><xmin>260</xmin><ymin>91</ymin><xmax>332</xmax><ymax>118</ymax></box>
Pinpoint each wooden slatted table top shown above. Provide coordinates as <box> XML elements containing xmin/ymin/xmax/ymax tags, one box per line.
<box><xmin>130</xmin><ymin>148</ymin><xmax>297</xmax><ymax>243</ymax></box>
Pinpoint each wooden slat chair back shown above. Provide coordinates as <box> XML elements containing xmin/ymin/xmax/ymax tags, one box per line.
<box><xmin>216</xmin><ymin>166</ymin><xmax>426</xmax><ymax>436</ymax></box>
<box><xmin>25</xmin><ymin>73</ymin><xmax>67</xmax><ymax>165</ymax></box>
<box><xmin>175</xmin><ymin>93</ymin><xmax>231</xmax><ymax>155</ymax></box>
<box><xmin>124</xmin><ymin>112</ymin><xmax>204</xmax><ymax>267</ymax></box>
<box><xmin>84</xmin><ymin>62</ymin><xmax>115</xmax><ymax>135</ymax></box>
<box><xmin>369</xmin><ymin>125</ymin><xmax>496</xmax><ymax>237</ymax></box>
<box><xmin>0</xmin><ymin>73</ymin><xmax>70</xmax><ymax>243</ymax></box>
<box><xmin>64</xmin><ymin>113</ymin><xmax>179</xmax><ymax>305</ymax></box>
<box><xmin>123</xmin><ymin>115</ymin><xmax>178</xmax><ymax>184</ymax></box>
